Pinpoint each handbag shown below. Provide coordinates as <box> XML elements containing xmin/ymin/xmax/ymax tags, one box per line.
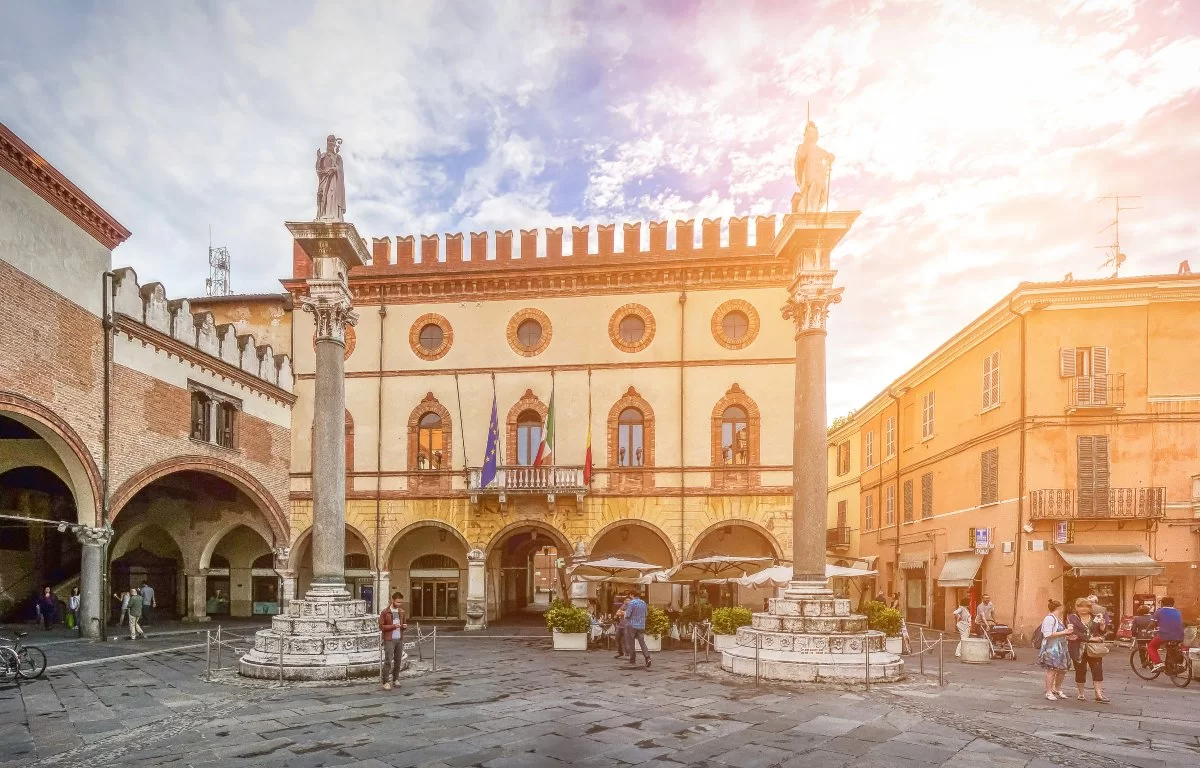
<box><xmin>1085</xmin><ymin>640</ymin><xmax>1110</xmax><ymax>657</ymax></box>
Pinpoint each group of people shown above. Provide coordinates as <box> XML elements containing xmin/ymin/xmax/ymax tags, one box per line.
<box><xmin>113</xmin><ymin>581</ymin><xmax>156</xmax><ymax>640</ymax></box>
<box><xmin>33</xmin><ymin>586</ymin><xmax>80</xmax><ymax>630</ymax></box>
<box><xmin>609</xmin><ymin>590</ymin><xmax>652</xmax><ymax>668</ymax></box>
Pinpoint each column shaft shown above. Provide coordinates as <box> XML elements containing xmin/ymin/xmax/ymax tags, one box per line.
<box><xmin>79</xmin><ymin>543</ymin><xmax>104</xmax><ymax>638</ymax></box>
<box><xmin>793</xmin><ymin>330</ymin><xmax>828</xmax><ymax>583</ymax></box>
<box><xmin>310</xmin><ymin>339</ymin><xmax>347</xmax><ymax>592</ymax></box>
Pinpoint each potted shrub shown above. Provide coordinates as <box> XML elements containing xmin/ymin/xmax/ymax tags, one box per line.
<box><xmin>545</xmin><ymin>603</ymin><xmax>590</xmax><ymax>650</ymax></box>
<box><xmin>864</xmin><ymin>600</ymin><xmax>903</xmax><ymax>654</ymax></box>
<box><xmin>711</xmin><ymin>607</ymin><xmax>753</xmax><ymax>652</ymax></box>
<box><xmin>644</xmin><ymin>606</ymin><xmax>670</xmax><ymax>651</ymax></box>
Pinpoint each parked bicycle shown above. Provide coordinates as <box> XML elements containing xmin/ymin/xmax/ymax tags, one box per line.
<box><xmin>1130</xmin><ymin>636</ymin><xmax>1191</xmax><ymax>688</ymax></box>
<box><xmin>0</xmin><ymin>630</ymin><xmax>47</xmax><ymax>680</ymax></box>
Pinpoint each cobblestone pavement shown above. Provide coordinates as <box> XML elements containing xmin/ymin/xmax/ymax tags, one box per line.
<box><xmin>2</xmin><ymin>632</ymin><xmax>1198</xmax><ymax>768</ymax></box>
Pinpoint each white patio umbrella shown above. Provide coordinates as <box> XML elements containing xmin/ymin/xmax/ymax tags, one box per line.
<box><xmin>569</xmin><ymin>557</ymin><xmax>664</xmax><ymax>581</ymax></box>
<box><xmin>734</xmin><ymin>564</ymin><xmax>878</xmax><ymax>588</ymax></box>
<box><xmin>665</xmin><ymin>555</ymin><xmax>776</xmax><ymax>582</ymax></box>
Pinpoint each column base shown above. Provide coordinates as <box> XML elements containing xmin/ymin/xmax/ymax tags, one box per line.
<box><xmin>784</xmin><ymin>579</ymin><xmax>834</xmax><ymax>598</ymax></box>
<box><xmin>238</xmin><ymin>594</ymin><xmax>380</xmax><ymax>682</ymax></box>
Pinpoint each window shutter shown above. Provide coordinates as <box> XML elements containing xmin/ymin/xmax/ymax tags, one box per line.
<box><xmin>1091</xmin><ymin>346</ymin><xmax>1109</xmax><ymax>404</ymax></box>
<box><xmin>1094</xmin><ymin>435</ymin><xmax>1110</xmax><ymax>514</ymax></box>
<box><xmin>903</xmin><ymin>479</ymin><xmax>914</xmax><ymax>522</ymax></box>
<box><xmin>1092</xmin><ymin>346</ymin><xmax>1108</xmax><ymax>376</ymax></box>
<box><xmin>836</xmin><ymin>500</ymin><xmax>847</xmax><ymax>528</ymax></box>
<box><xmin>921</xmin><ymin>472</ymin><xmax>933</xmax><ymax>518</ymax></box>
<box><xmin>1059</xmin><ymin>347</ymin><xmax>1077</xmax><ymax>378</ymax></box>
<box><xmin>968</xmin><ymin>527</ymin><xmax>977</xmax><ymax>548</ymax></box>
<box><xmin>980</xmin><ymin>448</ymin><xmax>999</xmax><ymax>505</ymax></box>
<box><xmin>1077</xmin><ymin>435</ymin><xmax>1095</xmax><ymax>515</ymax></box>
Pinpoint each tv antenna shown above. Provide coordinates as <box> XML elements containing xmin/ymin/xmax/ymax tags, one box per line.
<box><xmin>205</xmin><ymin>225</ymin><xmax>232</xmax><ymax>296</ymax></box>
<box><xmin>1095</xmin><ymin>195</ymin><xmax>1140</xmax><ymax>278</ymax></box>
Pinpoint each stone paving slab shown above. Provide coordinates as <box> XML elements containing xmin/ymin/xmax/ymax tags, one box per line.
<box><xmin>2</xmin><ymin>636</ymin><xmax>1200</xmax><ymax>767</ymax></box>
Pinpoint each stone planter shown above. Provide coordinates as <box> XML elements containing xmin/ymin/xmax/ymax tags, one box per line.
<box><xmin>551</xmin><ymin>630</ymin><xmax>587</xmax><ymax>651</ymax></box>
<box><xmin>713</xmin><ymin>633</ymin><xmax>736</xmax><ymax>652</ymax></box>
<box><xmin>959</xmin><ymin>637</ymin><xmax>992</xmax><ymax>663</ymax></box>
<box><xmin>645</xmin><ymin>634</ymin><xmax>662</xmax><ymax>652</ymax></box>
<box><xmin>885</xmin><ymin>636</ymin><xmax>904</xmax><ymax>655</ymax></box>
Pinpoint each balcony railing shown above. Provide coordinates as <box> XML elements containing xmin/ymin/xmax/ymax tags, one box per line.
<box><xmin>826</xmin><ymin>526</ymin><xmax>851</xmax><ymax>549</ymax></box>
<box><xmin>1029</xmin><ymin>487</ymin><xmax>1166</xmax><ymax>519</ymax></box>
<box><xmin>467</xmin><ymin>465</ymin><xmax>587</xmax><ymax>503</ymax></box>
<box><xmin>1067</xmin><ymin>374</ymin><xmax>1125</xmax><ymax>412</ymax></box>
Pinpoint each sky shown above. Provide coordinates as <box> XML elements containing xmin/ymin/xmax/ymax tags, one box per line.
<box><xmin>3</xmin><ymin>0</ymin><xmax>1199</xmax><ymax>419</ymax></box>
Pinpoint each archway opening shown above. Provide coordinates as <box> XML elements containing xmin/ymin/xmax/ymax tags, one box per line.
<box><xmin>294</xmin><ymin>525</ymin><xmax>374</xmax><ymax>604</ymax></box>
<box><xmin>0</xmin><ymin>460</ymin><xmax>80</xmax><ymax>622</ymax></box>
<box><xmin>691</xmin><ymin>523</ymin><xmax>781</xmax><ymax>610</ymax></box>
<box><xmin>590</xmin><ymin>521</ymin><xmax>676</xmax><ymax>612</ymax></box>
<box><xmin>110</xmin><ymin>524</ymin><xmax>183</xmax><ymax>622</ymax></box>
<box><xmin>203</xmin><ymin>525</ymin><xmax>274</xmax><ymax>618</ymax></box>
<box><xmin>487</xmin><ymin>524</ymin><xmax>568</xmax><ymax>623</ymax></box>
<box><xmin>387</xmin><ymin>524</ymin><xmax>468</xmax><ymax>622</ymax></box>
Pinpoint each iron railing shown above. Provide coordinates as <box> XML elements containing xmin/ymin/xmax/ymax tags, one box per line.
<box><xmin>1029</xmin><ymin>486</ymin><xmax>1165</xmax><ymax>519</ymax></box>
<box><xmin>1067</xmin><ymin>374</ymin><xmax>1125</xmax><ymax>410</ymax></box>
<box><xmin>826</xmin><ymin>526</ymin><xmax>851</xmax><ymax>549</ymax></box>
<box><xmin>467</xmin><ymin>465</ymin><xmax>587</xmax><ymax>502</ymax></box>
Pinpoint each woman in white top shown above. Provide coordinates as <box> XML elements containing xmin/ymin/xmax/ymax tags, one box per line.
<box><xmin>68</xmin><ymin>588</ymin><xmax>80</xmax><ymax>631</ymax></box>
<box><xmin>1038</xmin><ymin>599</ymin><xmax>1074</xmax><ymax>701</ymax></box>
<box><xmin>952</xmin><ymin>598</ymin><xmax>972</xmax><ymax>657</ymax></box>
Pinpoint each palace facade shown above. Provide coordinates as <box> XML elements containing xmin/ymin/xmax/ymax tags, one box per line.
<box><xmin>826</xmin><ymin>274</ymin><xmax>1200</xmax><ymax>639</ymax></box>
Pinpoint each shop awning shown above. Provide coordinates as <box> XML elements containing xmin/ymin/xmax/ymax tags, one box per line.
<box><xmin>937</xmin><ymin>551</ymin><xmax>984</xmax><ymax>588</ymax></box>
<box><xmin>899</xmin><ymin>556</ymin><xmax>928</xmax><ymax>570</ymax></box>
<box><xmin>1055</xmin><ymin>544</ymin><xmax>1163</xmax><ymax>577</ymax></box>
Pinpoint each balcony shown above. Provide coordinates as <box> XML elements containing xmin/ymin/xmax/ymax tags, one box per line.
<box><xmin>827</xmin><ymin>526</ymin><xmax>851</xmax><ymax>550</ymax></box>
<box><xmin>1029</xmin><ymin>487</ymin><xmax>1166</xmax><ymax>520</ymax></box>
<box><xmin>467</xmin><ymin>465</ymin><xmax>587</xmax><ymax>504</ymax></box>
<box><xmin>1067</xmin><ymin>374</ymin><xmax>1125</xmax><ymax>413</ymax></box>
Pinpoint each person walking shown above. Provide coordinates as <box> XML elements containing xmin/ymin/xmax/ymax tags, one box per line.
<box><xmin>952</xmin><ymin>597</ymin><xmax>972</xmax><ymax>657</ymax></box>
<box><xmin>378</xmin><ymin>591</ymin><xmax>407</xmax><ymax>691</ymax></box>
<box><xmin>127</xmin><ymin>588</ymin><xmax>146</xmax><ymax>640</ymax></box>
<box><xmin>36</xmin><ymin>587</ymin><xmax>57</xmax><ymax>630</ymax></box>
<box><xmin>613</xmin><ymin>594</ymin><xmax>631</xmax><ymax>660</ymax></box>
<box><xmin>140</xmin><ymin>581</ymin><xmax>156</xmax><ymax>625</ymax></box>
<box><xmin>68</xmin><ymin>587</ymin><xmax>80</xmax><ymax>631</ymax></box>
<box><xmin>1068</xmin><ymin>597</ymin><xmax>1110</xmax><ymax>703</ymax></box>
<box><xmin>1038</xmin><ymin>599</ymin><xmax>1073</xmax><ymax>701</ymax></box>
<box><xmin>624</xmin><ymin>592</ymin><xmax>651</xmax><ymax>669</ymax></box>
<box><xmin>114</xmin><ymin>589</ymin><xmax>130</xmax><ymax>627</ymax></box>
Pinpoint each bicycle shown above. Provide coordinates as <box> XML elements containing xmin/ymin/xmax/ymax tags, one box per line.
<box><xmin>1130</xmin><ymin>637</ymin><xmax>1191</xmax><ymax>688</ymax></box>
<box><xmin>0</xmin><ymin>644</ymin><xmax>19</xmax><ymax>683</ymax></box>
<box><xmin>0</xmin><ymin>630</ymin><xmax>47</xmax><ymax>680</ymax></box>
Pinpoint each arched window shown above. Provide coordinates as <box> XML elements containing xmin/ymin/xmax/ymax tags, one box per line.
<box><xmin>618</xmin><ymin>408</ymin><xmax>644</xmax><ymax>467</ymax></box>
<box><xmin>721</xmin><ymin>406</ymin><xmax>749</xmax><ymax>465</ymax></box>
<box><xmin>417</xmin><ymin>412</ymin><xmax>443</xmax><ymax>470</ymax></box>
<box><xmin>516</xmin><ymin>410</ymin><xmax>542</xmax><ymax>466</ymax></box>
<box><xmin>412</xmin><ymin>554</ymin><xmax>459</xmax><ymax>569</ymax></box>
<box><xmin>344</xmin><ymin>553</ymin><xmax>370</xmax><ymax>569</ymax></box>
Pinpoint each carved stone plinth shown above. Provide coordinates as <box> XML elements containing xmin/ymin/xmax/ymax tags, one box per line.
<box><xmin>238</xmin><ymin>595</ymin><xmax>380</xmax><ymax>681</ymax></box>
<box><xmin>721</xmin><ymin>596</ymin><xmax>903</xmax><ymax>683</ymax></box>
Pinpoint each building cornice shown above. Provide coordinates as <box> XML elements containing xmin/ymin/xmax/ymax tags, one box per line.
<box><xmin>0</xmin><ymin>122</ymin><xmax>131</xmax><ymax>250</ymax></box>
<box><xmin>114</xmin><ymin>314</ymin><xmax>297</xmax><ymax>406</ymax></box>
<box><xmin>293</xmin><ymin>356</ymin><xmax>796</xmax><ymax>380</ymax></box>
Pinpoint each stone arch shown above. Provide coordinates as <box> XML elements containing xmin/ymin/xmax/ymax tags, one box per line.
<box><xmin>407</xmin><ymin>392</ymin><xmax>453</xmax><ymax>474</ymax></box>
<box><xmin>383</xmin><ymin>519</ymin><xmax>471</xmax><ymax>566</ymax></box>
<box><xmin>505</xmin><ymin>388</ymin><xmax>547</xmax><ymax>466</ymax></box>
<box><xmin>710</xmin><ymin>384</ymin><xmax>761</xmax><ymax>486</ymax></box>
<box><xmin>688</xmin><ymin>518</ymin><xmax>783</xmax><ymax>561</ymax></box>
<box><xmin>484</xmin><ymin>519</ymin><xmax>571</xmax><ymax>558</ymax></box>
<box><xmin>588</xmin><ymin>518</ymin><xmax>676</xmax><ymax>568</ymax></box>
<box><xmin>606</xmin><ymin>386</ymin><xmax>655</xmax><ymax>470</ymax></box>
<box><xmin>292</xmin><ymin>522</ymin><xmax>376</xmax><ymax>571</ymax></box>
<box><xmin>110</xmin><ymin>519</ymin><xmax>188</xmax><ymax>562</ymax></box>
<box><xmin>198</xmin><ymin>517</ymin><xmax>277</xmax><ymax>570</ymax></box>
<box><xmin>0</xmin><ymin>391</ymin><xmax>101</xmax><ymax>526</ymax></box>
<box><xmin>110</xmin><ymin>456</ymin><xmax>287</xmax><ymax>545</ymax></box>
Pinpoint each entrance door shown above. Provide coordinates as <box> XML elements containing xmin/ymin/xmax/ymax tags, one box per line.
<box><xmin>905</xmin><ymin>568</ymin><xmax>928</xmax><ymax>625</ymax></box>
<box><xmin>412</xmin><ymin>580</ymin><xmax>460</xmax><ymax>619</ymax></box>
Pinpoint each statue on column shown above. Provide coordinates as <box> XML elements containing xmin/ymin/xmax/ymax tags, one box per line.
<box><xmin>793</xmin><ymin>121</ymin><xmax>834</xmax><ymax>214</ymax></box>
<box><xmin>315</xmin><ymin>135</ymin><xmax>346</xmax><ymax>222</ymax></box>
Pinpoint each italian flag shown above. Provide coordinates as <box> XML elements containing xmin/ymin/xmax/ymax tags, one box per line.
<box><xmin>583</xmin><ymin>421</ymin><xmax>592</xmax><ymax>484</ymax></box>
<box><xmin>534</xmin><ymin>388</ymin><xmax>554</xmax><ymax>466</ymax></box>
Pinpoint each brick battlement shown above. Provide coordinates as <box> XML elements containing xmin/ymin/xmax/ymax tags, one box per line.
<box><xmin>327</xmin><ymin>215</ymin><xmax>779</xmax><ymax>278</ymax></box>
<box><xmin>112</xmin><ymin>267</ymin><xmax>293</xmax><ymax>393</ymax></box>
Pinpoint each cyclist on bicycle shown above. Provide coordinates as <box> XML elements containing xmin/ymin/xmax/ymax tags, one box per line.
<box><xmin>1148</xmin><ymin>596</ymin><xmax>1184</xmax><ymax>671</ymax></box>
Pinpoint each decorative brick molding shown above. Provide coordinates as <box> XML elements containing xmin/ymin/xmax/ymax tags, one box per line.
<box><xmin>505</xmin><ymin>388</ymin><xmax>547</xmax><ymax>464</ymax></box>
<box><xmin>0</xmin><ymin>123</ymin><xmax>131</xmax><ymax>250</ymax></box>
<box><xmin>687</xmin><ymin>518</ymin><xmax>784</xmax><ymax>560</ymax></box>
<box><xmin>292</xmin><ymin>522</ymin><xmax>376</xmax><ymax>570</ymax></box>
<box><xmin>710</xmin><ymin>384</ymin><xmax>761</xmax><ymax>488</ymax></box>
<box><xmin>608</xmin><ymin>303</ymin><xmax>656</xmax><ymax>353</ymax></box>
<box><xmin>711</xmin><ymin>299</ymin><xmax>761</xmax><ymax>350</ymax></box>
<box><xmin>606</xmin><ymin>386</ymin><xmax>655</xmax><ymax>490</ymax></box>
<box><xmin>381</xmin><ymin>519</ymin><xmax>471</xmax><ymax>567</ymax></box>
<box><xmin>407</xmin><ymin>392</ymin><xmax>453</xmax><ymax>493</ymax></box>
<box><xmin>408</xmin><ymin>313</ymin><xmax>454</xmax><ymax>361</ymax></box>
<box><xmin>0</xmin><ymin>389</ymin><xmax>103</xmax><ymax>525</ymax></box>
<box><xmin>109</xmin><ymin>455</ymin><xmax>288</xmax><ymax>543</ymax></box>
<box><xmin>506</xmin><ymin>308</ymin><xmax>552</xmax><ymax>357</ymax></box>
<box><xmin>588</xmin><ymin>518</ymin><xmax>677</xmax><ymax>566</ymax></box>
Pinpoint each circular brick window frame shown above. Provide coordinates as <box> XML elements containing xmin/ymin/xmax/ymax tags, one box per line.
<box><xmin>711</xmin><ymin>299</ymin><xmax>760</xmax><ymax>350</ymax></box>
<box><xmin>506</xmin><ymin>308</ymin><xmax>552</xmax><ymax>357</ymax></box>
<box><xmin>409</xmin><ymin>313</ymin><xmax>454</xmax><ymax>361</ymax></box>
<box><xmin>312</xmin><ymin>324</ymin><xmax>356</xmax><ymax>360</ymax></box>
<box><xmin>608</xmin><ymin>303</ymin><xmax>656</xmax><ymax>354</ymax></box>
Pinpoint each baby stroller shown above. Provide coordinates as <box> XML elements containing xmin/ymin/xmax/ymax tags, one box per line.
<box><xmin>983</xmin><ymin>622</ymin><xmax>1016</xmax><ymax>660</ymax></box>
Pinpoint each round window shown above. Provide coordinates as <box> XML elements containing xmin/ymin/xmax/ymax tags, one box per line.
<box><xmin>517</xmin><ymin>319</ymin><xmax>542</xmax><ymax>348</ymax></box>
<box><xmin>618</xmin><ymin>315</ymin><xmax>645</xmax><ymax>344</ymax></box>
<box><xmin>721</xmin><ymin>311</ymin><xmax>749</xmax><ymax>341</ymax></box>
<box><xmin>418</xmin><ymin>323</ymin><xmax>444</xmax><ymax>351</ymax></box>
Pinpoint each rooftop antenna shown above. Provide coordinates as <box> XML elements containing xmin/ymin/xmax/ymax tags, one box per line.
<box><xmin>1095</xmin><ymin>195</ymin><xmax>1140</xmax><ymax>278</ymax></box>
<box><xmin>205</xmin><ymin>225</ymin><xmax>232</xmax><ymax>296</ymax></box>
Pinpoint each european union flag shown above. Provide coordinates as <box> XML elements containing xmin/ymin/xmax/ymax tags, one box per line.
<box><xmin>480</xmin><ymin>388</ymin><xmax>500</xmax><ymax>488</ymax></box>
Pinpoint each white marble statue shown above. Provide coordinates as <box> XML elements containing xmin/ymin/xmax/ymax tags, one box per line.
<box><xmin>793</xmin><ymin>122</ymin><xmax>834</xmax><ymax>213</ymax></box>
<box><xmin>316</xmin><ymin>134</ymin><xmax>346</xmax><ymax>222</ymax></box>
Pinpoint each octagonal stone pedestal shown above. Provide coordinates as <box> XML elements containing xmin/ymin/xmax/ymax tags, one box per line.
<box><xmin>239</xmin><ymin>592</ymin><xmax>380</xmax><ymax>681</ymax></box>
<box><xmin>721</xmin><ymin>596</ymin><xmax>904</xmax><ymax>683</ymax></box>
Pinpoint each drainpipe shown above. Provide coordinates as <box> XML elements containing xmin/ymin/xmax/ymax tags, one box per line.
<box><xmin>100</xmin><ymin>271</ymin><xmax>115</xmax><ymax>642</ymax></box>
<box><xmin>887</xmin><ymin>388</ymin><xmax>901</xmax><ymax>597</ymax></box>
<box><xmin>375</xmin><ymin>304</ymin><xmax>387</xmax><ymax>612</ymax></box>
<box><xmin>1007</xmin><ymin>296</ymin><xmax>1028</xmax><ymax>635</ymax></box>
<box><xmin>678</xmin><ymin>288</ymin><xmax>687</xmax><ymax>605</ymax></box>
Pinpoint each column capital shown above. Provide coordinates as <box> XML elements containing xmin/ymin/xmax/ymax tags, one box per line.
<box><xmin>273</xmin><ymin>546</ymin><xmax>292</xmax><ymax>570</ymax></box>
<box><xmin>73</xmin><ymin>524</ymin><xmax>113</xmax><ymax>547</ymax></box>
<box><xmin>782</xmin><ymin>274</ymin><xmax>844</xmax><ymax>336</ymax></box>
<box><xmin>301</xmin><ymin>289</ymin><xmax>358</xmax><ymax>344</ymax></box>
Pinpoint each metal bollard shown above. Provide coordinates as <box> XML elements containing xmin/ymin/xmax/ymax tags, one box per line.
<box><xmin>692</xmin><ymin>626</ymin><xmax>698</xmax><ymax>672</ymax></box>
<box><xmin>205</xmin><ymin>630</ymin><xmax>211</xmax><ymax>681</ymax></box>
<box><xmin>432</xmin><ymin>626</ymin><xmax>438</xmax><ymax>672</ymax></box>
<box><xmin>919</xmin><ymin>642</ymin><xmax>925</xmax><ymax>676</ymax></box>
<box><xmin>704</xmin><ymin>626</ymin><xmax>710</xmax><ymax>664</ymax></box>
<box><xmin>865</xmin><ymin>635</ymin><xmax>872</xmax><ymax>692</ymax></box>
<box><xmin>938</xmin><ymin>637</ymin><xmax>945</xmax><ymax>686</ymax></box>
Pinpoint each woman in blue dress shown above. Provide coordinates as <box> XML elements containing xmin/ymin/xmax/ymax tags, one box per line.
<box><xmin>1038</xmin><ymin>599</ymin><xmax>1074</xmax><ymax>701</ymax></box>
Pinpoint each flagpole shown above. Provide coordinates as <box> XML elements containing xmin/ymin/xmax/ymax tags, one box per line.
<box><xmin>549</xmin><ymin>368</ymin><xmax>556</xmax><ymax>468</ymax></box>
<box><xmin>492</xmin><ymin>371</ymin><xmax>502</xmax><ymax>466</ymax></box>
<box><xmin>587</xmin><ymin>368</ymin><xmax>593</xmax><ymax>487</ymax></box>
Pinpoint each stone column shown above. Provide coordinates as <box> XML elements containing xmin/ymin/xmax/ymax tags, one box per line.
<box><xmin>375</xmin><ymin>571</ymin><xmax>390</xmax><ymax>613</ymax></box>
<box><xmin>568</xmin><ymin>540</ymin><xmax>590</xmax><ymax>609</ymax></box>
<box><xmin>783</xmin><ymin>267</ymin><xmax>843</xmax><ymax>596</ymax></box>
<box><xmin>75</xmin><ymin>525</ymin><xmax>112</xmax><ymax>639</ymax></box>
<box><xmin>465</xmin><ymin>548</ymin><xmax>487</xmax><ymax>631</ymax></box>
<box><xmin>184</xmin><ymin>573</ymin><xmax>210</xmax><ymax>622</ymax></box>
